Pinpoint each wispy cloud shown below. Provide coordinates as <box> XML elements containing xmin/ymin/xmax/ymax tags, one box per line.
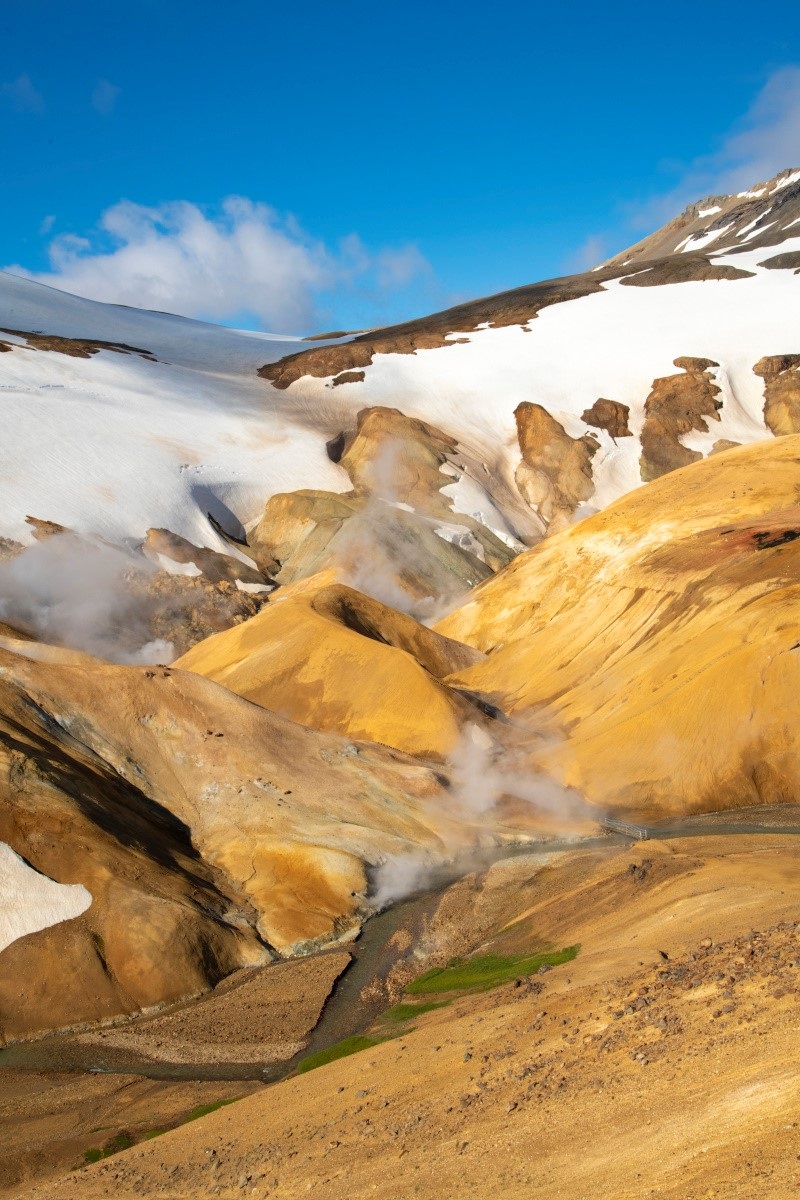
<box><xmin>91</xmin><ymin>79</ymin><xmax>121</xmax><ymax>115</ymax></box>
<box><xmin>629</xmin><ymin>65</ymin><xmax>800</xmax><ymax>230</ymax></box>
<box><xmin>6</xmin><ymin>197</ymin><xmax>434</xmax><ymax>333</ymax></box>
<box><xmin>1</xmin><ymin>73</ymin><xmax>45</xmax><ymax>114</ymax></box>
<box><xmin>560</xmin><ymin>233</ymin><xmax>607</xmax><ymax>275</ymax></box>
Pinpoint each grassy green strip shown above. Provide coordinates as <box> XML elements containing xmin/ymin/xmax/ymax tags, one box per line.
<box><xmin>184</xmin><ymin>1097</ymin><xmax>241</xmax><ymax>1123</ymax></box>
<box><xmin>81</xmin><ymin>1098</ymin><xmax>242</xmax><ymax>1168</ymax></box>
<box><xmin>82</xmin><ymin>1132</ymin><xmax>134</xmax><ymax>1164</ymax></box>
<box><xmin>381</xmin><ymin>1000</ymin><xmax>451</xmax><ymax>1023</ymax></box>
<box><xmin>296</xmin><ymin>1035</ymin><xmax>384</xmax><ymax>1074</ymax></box>
<box><xmin>405</xmin><ymin>946</ymin><xmax>580</xmax><ymax>995</ymax></box>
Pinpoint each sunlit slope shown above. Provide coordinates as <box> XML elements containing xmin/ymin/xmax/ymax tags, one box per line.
<box><xmin>176</xmin><ymin>576</ymin><xmax>483</xmax><ymax>756</ymax></box>
<box><xmin>439</xmin><ymin>437</ymin><xmax>800</xmax><ymax>817</ymax></box>
<box><xmin>0</xmin><ymin>639</ymin><xmax>481</xmax><ymax>977</ymax></box>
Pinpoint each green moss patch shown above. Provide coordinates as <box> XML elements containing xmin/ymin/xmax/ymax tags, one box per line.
<box><xmin>80</xmin><ymin>1098</ymin><xmax>243</xmax><ymax>1168</ymax></box>
<box><xmin>184</xmin><ymin>1097</ymin><xmax>241</xmax><ymax>1123</ymax></box>
<box><xmin>82</xmin><ymin>1131</ymin><xmax>134</xmax><ymax>1164</ymax></box>
<box><xmin>296</xmin><ymin>1035</ymin><xmax>386</xmax><ymax>1074</ymax></box>
<box><xmin>381</xmin><ymin>1000</ymin><xmax>451</xmax><ymax>1023</ymax></box>
<box><xmin>405</xmin><ymin>946</ymin><xmax>580</xmax><ymax>995</ymax></box>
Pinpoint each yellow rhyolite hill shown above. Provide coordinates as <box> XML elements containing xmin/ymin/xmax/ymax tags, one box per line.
<box><xmin>437</xmin><ymin>436</ymin><xmax>800</xmax><ymax>818</ymax></box>
<box><xmin>176</xmin><ymin>575</ymin><xmax>483</xmax><ymax>757</ymax></box>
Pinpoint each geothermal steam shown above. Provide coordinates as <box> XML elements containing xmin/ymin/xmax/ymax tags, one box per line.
<box><xmin>370</xmin><ymin>724</ymin><xmax>589</xmax><ymax>908</ymax></box>
<box><xmin>0</xmin><ymin>535</ymin><xmax>173</xmax><ymax>663</ymax></box>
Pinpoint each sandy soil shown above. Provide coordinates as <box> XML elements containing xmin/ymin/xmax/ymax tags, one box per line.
<box><xmin>12</xmin><ymin>833</ymin><xmax>800</xmax><ymax>1200</ymax></box>
<box><xmin>73</xmin><ymin>952</ymin><xmax>351</xmax><ymax>1066</ymax></box>
<box><xmin>0</xmin><ymin>1072</ymin><xmax>261</xmax><ymax>1196</ymax></box>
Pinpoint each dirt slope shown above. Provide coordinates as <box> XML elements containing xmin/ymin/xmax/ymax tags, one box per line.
<box><xmin>21</xmin><ymin>833</ymin><xmax>800</xmax><ymax>1200</ymax></box>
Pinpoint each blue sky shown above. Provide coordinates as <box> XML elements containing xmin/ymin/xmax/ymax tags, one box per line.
<box><xmin>2</xmin><ymin>0</ymin><xmax>800</xmax><ymax>332</ymax></box>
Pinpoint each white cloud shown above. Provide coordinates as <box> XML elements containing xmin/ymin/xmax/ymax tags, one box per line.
<box><xmin>561</xmin><ymin>233</ymin><xmax>607</xmax><ymax>274</ymax></box>
<box><xmin>39</xmin><ymin>214</ymin><xmax>55</xmax><ymax>235</ymax></box>
<box><xmin>630</xmin><ymin>65</ymin><xmax>800</xmax><ymax>230</ymax></box>
<box><xmin>1</xmin><ymin>73</ymin><xmax>45</xmax><ymax>114</ymax></box>
<box><xmin>7</xmin><ymin>197</ymin><xmax>433</xmax><ymax>333</ymax></box>
<box><xmin>92</xmin><ymin>78</ymin><xmax>121</xmax><ymax>115</ymax></box>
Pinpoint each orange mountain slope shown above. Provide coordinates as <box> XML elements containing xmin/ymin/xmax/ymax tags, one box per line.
<box><xmin>176</xmin><ymin>577</ymin><xmax>484</xmax><ymax>757</ymax></box>
<box><xmin>438</xmin><ymin>436</ymin><xmax>800</xmax><ymax>818</ymax></box>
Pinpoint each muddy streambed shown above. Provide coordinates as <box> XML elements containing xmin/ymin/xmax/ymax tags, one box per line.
<box><xmin>2</xmin><ymin>814</ymin><xmax>798</xmax><ymax>1084</ymax></box>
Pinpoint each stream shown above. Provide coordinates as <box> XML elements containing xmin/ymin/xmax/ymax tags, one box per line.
<box><xmin>1</xmin><ymin>816</ymin><xmax>798</xmax><ymax>1083</ymax></box>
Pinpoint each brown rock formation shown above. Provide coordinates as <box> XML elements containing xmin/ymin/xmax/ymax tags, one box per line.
<box><xmin>758</xmin><ymin>251</ymin><xmax>800</xmax><ymax>271</ymax></box>
<box><xmin>331</xmin><ymin>370</ymin><xmax>365</xmax><ymax>386</ymax></box>
<box><xmin>248</xmin><ymin>406</ymin><xmax>516</xmax><ymax>614</ymax></box>
<box><xmin>580</xmin><ymin>398</ymin><xmax>632</xmax><ymax>439</ymax></box>
<box><xmin>24</xmin><ymin>516</ymin><xmax>69</xmax><ymax>541</ymax></box>
<box><xmin>340</xmin><ymin>406</ymin><xmax>459</xmax><ymax>508</ymax></box>
<box><xmin>258</xmin><ymin>277</ymin><xmax>612</xmax><ymax>389</ymax></box>
<box><xmin>0</xmin><ymin>327</ymin><xmax>155</xmax><ymax>360</ymax></box>
<box><xmin>143</xmin><ymin>528</ymin><xmax>270</xmax><ymax>589</ymax></box>
<box><xmin>639</xmin><ymin>356</ymin><xmax>722</xmax><ymax>481</ymax></box>
<box><xmin>0</xmin><ymin>538</ymin><xmax>23</xmax><ymax>563</ymax></box>
<box><xmin>618</xmin><ymin>257</ymin><xmax>753</xmax><ymax>286</ymax></box>
<box><xmin>514</xmin><ymin>402</ymin><xmax>598</xmax><ymax>530</ymax></box>
<box><xmin>754</xmin><ymin>354</ymin><xmax>800</xmax><ymax>435</ymax></box>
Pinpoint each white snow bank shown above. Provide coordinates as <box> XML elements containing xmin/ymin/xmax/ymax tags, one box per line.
<box><xmin>771</xmin><ymin>170</ymin><xmax>800</xmax><ymax>194</ymax></box>
<box><xmin>0</xmin><ymin>842</ymin><xmax>92</xmax><ymax>954</ymax></box>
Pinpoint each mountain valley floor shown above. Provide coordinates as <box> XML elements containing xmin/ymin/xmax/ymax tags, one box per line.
<box><xmin>4</xmin><ymin>825</ymin><xmax>799</xmax><ymax>1200</ymax></box>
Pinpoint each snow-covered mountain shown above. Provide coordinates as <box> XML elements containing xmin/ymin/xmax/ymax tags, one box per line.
<box><xmin>3</xmin><ymin>171</ymin><xmax>800</xmax><ymax>1045</ymax></box>
<box><xmin>1</xmin><ymin>168</ymin><xmax>799</xmax><ymax>556</ymax></box>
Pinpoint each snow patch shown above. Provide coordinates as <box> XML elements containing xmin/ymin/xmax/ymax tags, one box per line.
<box><xmin>736</xmin><ymin>208</ymin><xmax>773</xmax><ymax>240</ymax></box>
<box><xmin>0</xmin><ymin>843</ymin><xmax>92</xmax><ymax>953</ymax></box>
<box><xmin>235</xmin><ymin>579</ymin><xmax>273</xmax><ymax>594</ymax></box>
<box><xmin>739</xmin><ymin>221</ymin><xmax>777</xmax><ymax>245</ymax></box>
<box><xmin>679</xmin><ymin>225</ymin><xmax>732</xmax><ymax>253</ymax></box>
<box><xmin>156</xmin><ymin>554</ymin><xmax>203</xmax><ymax>577</ymax></box>
<box><xmin>433</xmin><ymin>523</ymin><xmax>487</xmax><ymax>562</ymax></box>
<box><xmin>771</xmin><ymin>170</ymin><xmax>800</xmax><ymax>194</ymax></box>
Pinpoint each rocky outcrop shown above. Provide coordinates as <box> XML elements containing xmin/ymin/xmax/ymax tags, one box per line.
<box><xmin>0</xmin><ymin>531</ymin><xmax>270</xmax><ymax>661</ymax></box>
<box><xmin>24</xmin><ymin>516</ymin><xmax>69</xmax><ymax>541</ymax></box>
<box><xmin>248</xmin><ymin>406</ymin><xmax>517</xmax><ymax>615</ymax></box>
<box><xmin>0</xmin><ymin>327</ymin><xmax>155</xmax><ymax>360</ymax></box>
<box><xmin>143</xmin><ymin>528</ymin><xmax>271</xmax><ymax>590</ymax></box>
<box><xmin>0</xmin><ymin>538</ymin><xmax>23</xmax><ymax>564</ymax></box>
<box><xmin>639</xmin><ymin>357</ymin><xmax>722</xmax><ymax>481</ymax></box>
<box><xmin>438</xmin><ymin>436</ymin><xmax>800</xmax><ymax>820</ymax></box>
<box><xmin>753</xmin><ymin>354</ymin><xmax>800</xmax><ymax>435</ymax></box>
<box><xmin>580</xmin><ymin>399</ymin><xmax>632</xmax><ymax>439</ymax></box>
<box><xmin>758</xmin><ymin>251</ymin><xmax>800</xmax><ymax>271</ymax></box>
<box><xmin>514</xmin><ymin>403</ymin><xmax>598</xmax><ymax>530</ymax></box>
<box><xmin>618</xmin><ymin>257</ymin><xmax>753</xmax><ymax>286</ymax></box>
<box><xmin>257</xmin><ymin>278</ymin><xmax>611</xmax><ymax>390</ymax></box>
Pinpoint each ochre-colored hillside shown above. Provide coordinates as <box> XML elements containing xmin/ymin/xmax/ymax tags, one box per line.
<box><xmin>176</xmin><ymin>576</ymin><xmax>483</xmax><ymax>757</ymax></box>
<box><xmin>438</xmin><ymin>436</ymin><xmax>800</xmax><ymax>818</ymax></box>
